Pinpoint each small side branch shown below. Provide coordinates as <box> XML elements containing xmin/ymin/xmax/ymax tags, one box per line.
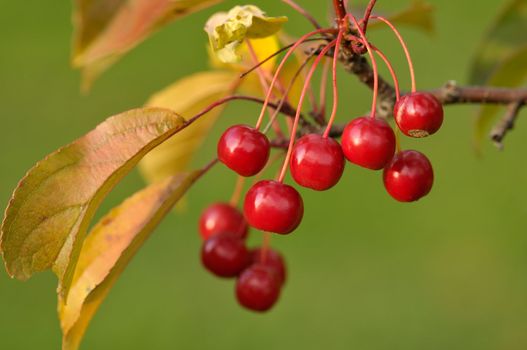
<box><xmin>429</xmin><ymin>82</ymin><xmax>527</xmax><ymax>105</ymax></box>
<box><xmin>490</xmin><ymin>101</ymin><xmax>523</xmax><ymax>150</ymax></box>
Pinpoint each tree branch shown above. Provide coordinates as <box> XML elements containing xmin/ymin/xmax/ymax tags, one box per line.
<box><xmin>332</xmin><ymin>47</ymin><xmax>526</xmax><ymax>147</ymax></box>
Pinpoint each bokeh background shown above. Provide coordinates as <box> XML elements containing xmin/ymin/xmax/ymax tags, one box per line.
<box><xmin>1</xmin><ymin>0</ymin><xmax>526</xmax><ymax>349</ymax></box>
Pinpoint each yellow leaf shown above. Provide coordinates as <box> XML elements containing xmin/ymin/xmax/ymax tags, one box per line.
<box><xmin>0</xmin><ymin>108</ymin><xmax>188</xmax><ymax>299</ymax></box>
<box><xmin>208</xmin><ymin>36</ymin><xmax>280</xmax><ymax>73</ymax></box>
<box><xmin>59</xmin><ymin>172</ymin><xmax>200</xmax><ymax>350</ymax></box>
<box><xmin>207</xmin><ymin>36</ymin><xmax>280</xmax><ymax>98</ymax></box>
<box><xmin>73</xmin><ymin>0</ymin><xmax>223</xmax><ymax>90</ymax></box>
<box><xmin>204</xmin><ymin>5</ymin><xmax>287</xmax><ymax>63</ymax></box>
<box><xmin>139</xmin><ymin>71</ymin><xmax>239</xmax><ymax>183</ymax></box>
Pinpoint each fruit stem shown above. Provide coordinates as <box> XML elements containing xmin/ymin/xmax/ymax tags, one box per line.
<box><xmin>348</xmin><ymin>14</ymin><xmax>379</xmax><ymax>119</ymax></box>
<box><xmin>395</xmin><ymin>128</ymin><xmax>402</xmax><ymax>153</ymax></box>
<box><xmin>282</xmin><ymin>0</ymin><xmax>322</xmax><ymax>29</ymax></box>
<box><xmin>262</xmin><ymin>50</ymin><xmax>316</xmax><ymax>134</ymax></box>
<box><xmin>371</xmin><ymin>16</ymin><xmax>416</xmax><ymax>92</ymax></box>
<box><xmin>260</xmin><ymin>232</ymin><xmax>271</xmax><ymax>263</ymax></box>
<box><xmin>277</xmin><ymin>40</ymin><xmax>338</xmax><ymax>183</ymax></box>
<box><xmin>229</xmin><ymin>176</ymin><xmax>245</xmax><ymax>206</ymax></box>
<box><xmin>246</xmin><ymin>40</ymin><xmax>285</xmax><ymax>137</ymax></box>
<box><xmin>371</xmin><ymin>45</ymin><xmax>401</xmax><ymax>100</ymax></box>
<box><xmin>255</xmin><ymin>28</ymin><xmax>336</xmax><ymax>130</ymax></box>
<box><xmin>240</xmin><ymin>38</ymin><xmax>326</xmax><ymax>79</ymax></box>
<box><xmin>361</xmin><ymin>0</ymin><xmax>377</xmax><ymax>33</ymax></box>
<box><xmin>323</xmin><ymin>29</ymin><xmax>345</xmax><ymax>138</ymax></box>
<box><xmin>318</xmin><ymin>58</ymin><xmax>331</xmax><ymax>123</ymax></box>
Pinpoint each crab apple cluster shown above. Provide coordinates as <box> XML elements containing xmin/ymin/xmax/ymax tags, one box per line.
<box><xmin>199</xmin><ymin>202</ymin><xmax>286</xmax><ymax>312</ymax></box>
<box><xmin>198</xmin><ymin>9</ymin><xmax>447</xmax><ymax>313</ymax></box>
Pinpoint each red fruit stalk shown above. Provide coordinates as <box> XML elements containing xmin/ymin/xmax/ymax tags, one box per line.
<box><xmin>277</xmin><ymin>40</ymin><xmax>337</xmax><ymax>183</ymax></box>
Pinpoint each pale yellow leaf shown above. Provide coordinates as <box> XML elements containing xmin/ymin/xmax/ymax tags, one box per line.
<box><xmin>139</xmin><ymin>71</ymin><xmax>239</xmax><ymax>183</ymax></box>
<box><xmin>205</xmin><ymin>5</ymin><xmax>287</xmax><ymax>63</ymax></box>
<box><xmin>59</xmin><ymin>171</ymin><xmax>201</xmax><ymax>350</ymax></box>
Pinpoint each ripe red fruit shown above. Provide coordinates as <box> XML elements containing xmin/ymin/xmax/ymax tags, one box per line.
<box><xmin>243</xmin><ymin>180</ymin><xmax>304</xmax><ymax>234</ymax></box>
<box><xmin>394</xmin><ymin>92</ymin><xmax>444</xmax><ymax>137</ymax></box>
<box><xmin>341</xmin><ymin>117</ymin><xmax>396</xmax><ymax>170</ymax></box>
<box><xmin>383</xmin><ymin>150</ymin><xmax>434</xmax><ymax>202</ymax></box>
<box><xmin>217</xmin><ymin>124</ymin><xmax>270</xmax><ymax>177</ymax></box>
<box><xmin>198</xmin><ymin>202</ymin><xmax>248</xmax><ymax>240</ymax></box>
<box><xmin>250</xmin><ymin>248</ymin><xmax>287</xmax><ymax>286</ymax></box>
<box><xmin>236</xmin><ymin>264</ymin><xmax>281</xmax><ymax>312</ymax></box>
<box><xmin>290</xmin><ymin>134</ymin><xmax>345</xmax><ymax>191</ymax></box>
<box><xmin>201</xmin><ymin>233</ymin><xmax>250</xmax><ymax>278</ymax></box>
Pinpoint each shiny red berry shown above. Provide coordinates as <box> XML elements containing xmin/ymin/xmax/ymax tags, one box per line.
<box><xmin>394</xmin><ymin>92</ymin><xmax>444</xmax><ymax>137</ymax></box>
<box><xmin>217</xmin><ymin>124</ymin><xmax>270</xmax><ymax>177</ymax></box>
<box><xmin>290</xmin><ymin>134</ymin><xmax>345</xmax><ymax>191</ymax></box>
<box><xmin>250</xmin><ymin>248</ymin><xmax>287</xmax><ymax>286</ymax></box>
<box><xmin>198</xmin><ymin>202</ymin><xmax>248</xmax><ymax>240</ymax></box>
<box><xmin>243</xmin><ymin>180</ymin><xmax>304</xmax><ymax>234</ymax></box>
<box><xmin>201</xmin><ymin>233</ymin><xmax>250</xmax><ymax>278</ymax></box>
<box><xmin>341</xmin><ymin>117</ymin><xmax>396</xmax><ymax>170</ymax></box>
<box><xmin>236</xmin><ymin>264</ymin><xmax>281</xmax><ymax>312</ymax></box>
<box><xmin>383</xmin><ymin>150</ymin><xmax>434</xmax><ymax>202</ymax></box>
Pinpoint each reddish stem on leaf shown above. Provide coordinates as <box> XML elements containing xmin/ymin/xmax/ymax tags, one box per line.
<box><xmin>277</xmin><ymin>40</ymin><xmax>338</xmax><ymax>183</ymax></box>
<box><xmin>371</xmin><ymin>16</ymin><xmax>416</xmax><ymax>92</ymax></box>
<box><xmin>255</xmin><ymin>28</ymin><xmax>336</xmax><ymax>130</ymax></box>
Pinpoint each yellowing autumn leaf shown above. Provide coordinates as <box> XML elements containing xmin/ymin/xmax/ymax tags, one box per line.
<box><xmin>73</xmin><ymin>0</ymin><xmax>223</xmax><ymax>90</ymax></box>
<box><xmin>139</xmin><ymin>71</ymin><xmax>239</xmax><ymax>183</ymax></box>
<box><xmin>59</xmin><ymin>171</ymin><xmax>201</xmax><ymax>350</ymax></box>
<box><xmin>205</xmin><ymin>5</ymin><xmax>287</xmax><ymax>63</ymax></box>
<box><xmin>0</xmin><ymin>108</ymin><xmax>188</xmax><ymax>299</ymax></box>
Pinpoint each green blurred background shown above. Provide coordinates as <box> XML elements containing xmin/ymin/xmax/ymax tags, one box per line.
<box><xmin>1</xmin><ymin>0</ymin><xmax>527</xmax><ymax>349</ymax></box>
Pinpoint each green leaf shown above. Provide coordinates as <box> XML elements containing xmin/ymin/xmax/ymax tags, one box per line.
<box><xmin>205</xmin><ymin>5</ymin><xmax>287</xmax><ymax>63</ymax></box>
<box><xmin>73</xmin><ymin>0</ymin><xmax>223</xmax><ymax>91</ymax></box>
<box><xmin>0</xmin><ymin>108</ymin><xmax>187</xmax><ymax>299</ymax></box>
<box><xmin>58</xmin><ymin>171</ymin><xmax>201</xmax><ymax>350</ymax></box>
<box><xmin>473</xmin><ymin>46</ymin><xmax>527</xmax><ymax>149</ymax></box>
<box><xmin>469</xmin><ymin>0</ymin><xmax>527</xmax><ymax>84</ymax></box>
<box><xmin>139</xmin><ymin>71</ymin><xmax>238</xmax><ymax>183</ymax></box>
<box><xmin>367</xmin><ymin>0</ymin><xmax>435</xmax><ymax>35</ymax></box>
